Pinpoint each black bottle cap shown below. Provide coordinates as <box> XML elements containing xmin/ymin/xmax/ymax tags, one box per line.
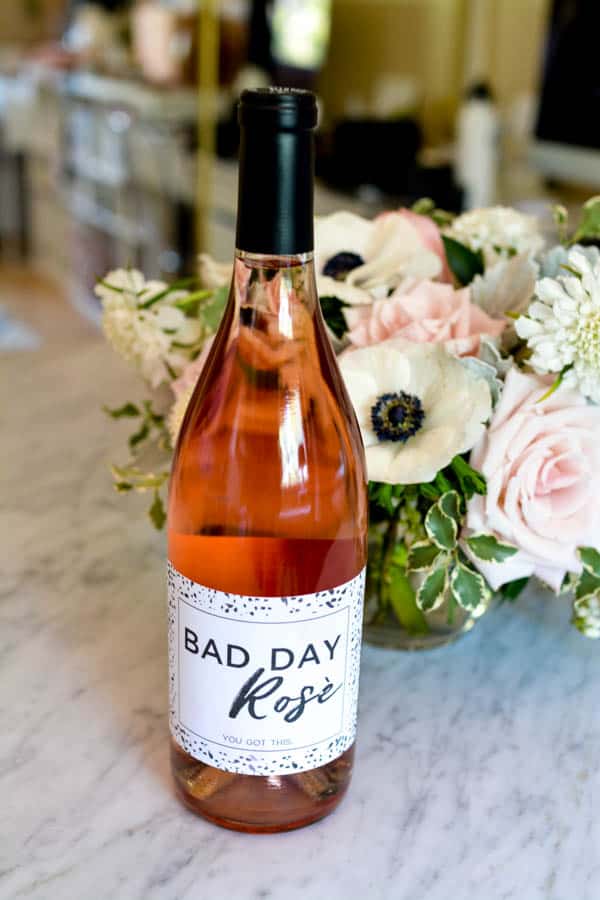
<box><xmin>235</xmin><ymin>88</ymin><xmax>317</xmax><ymax>256</ymax></box>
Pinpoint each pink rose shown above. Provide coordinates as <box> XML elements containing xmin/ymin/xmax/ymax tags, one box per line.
<box><xmin>396</xmin><ymin>209</ymin><xmax>453</xmax><ymax>283</ymax></box>
<box><xmin>345</xmin><ymin>279</ymin><xmax>505</xmax><ymax>357</ymax></box>
<box><xmin>465</xmin><ymin>368</ymin><xmax>600</xmax><ymax>592</ymax></box>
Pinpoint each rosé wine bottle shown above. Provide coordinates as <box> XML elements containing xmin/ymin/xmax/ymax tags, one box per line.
<box><xmin>167</xmin><ymin>88</ymin><xmax>368</xmax><ymax>833</ymax></box>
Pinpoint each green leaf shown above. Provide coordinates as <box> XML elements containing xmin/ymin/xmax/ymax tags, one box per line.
<box><xmin>536</xmin><ymin>363</ymin><xmax>573</xmax><ymax>403</ymax></box>
<box><xmin>149</xmin><ymin>491</ymin><xmax>167</xmax><ymax>530</ymax></box>
<box><xmin>129</xmin><ymin>421</ymin><xmax>150</xmax><ymax>450</ymax></box>
<box><xmin>575</xmin><ymin>569</ymin><xmax>600</xmax><ymax>602</ymax></box>
<box><xmin>450</xmin><ymin>561</ymin><xmax>491</xmax><ymax>611</ymax></box>
<box><xmin>439</xmin><ymin>490</ymin><xmax>461</xmax><ymax>525</ymax></box>
<box><xmin>368</xmin><ymin>481</ymin><xmax>396</xmax><ymax>516</ymax></box>
<box><xmin>442</xmin><ymin>235</ymin><xmax>484</xmax><ymax>286</ymax></box>
<box><xmin>411</xmin><ymin>197</ymin><xmax>435</xmax><ymax>216</ymax></box>
<box><xmin>103</xmin><ymin>402</ymin><xmax>140</xmax><ymax>419</ymax></box>
<box><xmin>433</xmin><ymin>470</ymin><xmax>453</xmax><ymax>495</ymax></box>
<box><xmin>111</xmin><ymin>465</ymin><xmax>169</xmax><ymax>492</ymax></box>
<box><xmin>572</xmin><ymin>593</ymin><xmax>600</xmax><ymax>639</ymax></box>
<box><xmin>418</xmin><ymin>482</ymin><xmax>441</xmax><ymax>502</ymax></box>
<box><xmin>388</xmin><ymin>566</ymin><xmax>429</xmax><ymax>634</ymax></box>
<box><xmin>449</xmin><ymin>456</ymin><xmax>487</xmax><ymax>500</ymax></box>
<box><xmin>416</xmin><ymin>564</ymin><xmax>448</xmax><ymax>612</ymax></box>
<box><xmin>579</xmin><ymin>547</ymin><xmax>600</xmax><ymax>578</ymax></box>
<box><xmin>425</xmin><ymin>501</ymin><xmax>457</xmax><ymax>551</ymax></box>
<box><xmin>200</xmin><ymin>284</ymin><xmax>228</xmax><ymax>332</ymax></box>
<box><xmin>139</xmin><ymin>276</ymin><xmax>201</xmax><ymax>309</ymax></box>
<box><xmin>407</xmin><ymin>541</ymin><xmax>443</xmax><ymax>572</ymax></box>
<box><xmin>114</xmin><ymin>481</ymin><xmax>134</xmax><ymax>493</ymax></box>
<box><xmin>320</xmin><ymin>296</ymin><xmax>349</xmax><ymax>340</ymax></box>
<box><xmin>466</xmin><ymin>533</ymin><xmax>519</xmax><ymax>563</ymax></box>
<box><xmin>499</xmin><ymin>577</ymin><xmax>529</xmax><ymax>602</ymax></box>
<box><xmin>572</xmin><ymin>196</ymin><xmax>600</xmax><ymax>244</ymax></box>
<box><xmin>173</xmin><ymin>289</ymin><xmax>213</xmax><ymax>312</ymax></box>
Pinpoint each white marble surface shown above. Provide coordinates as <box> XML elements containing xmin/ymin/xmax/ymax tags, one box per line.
<box><xmin>2</xmin><ymin>336</ymin><xmax>600</xmax><ymax>900</ymax></box>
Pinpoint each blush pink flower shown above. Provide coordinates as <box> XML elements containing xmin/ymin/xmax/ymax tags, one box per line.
<box><xmin>465</xmin><ymin>368</ymin><xmax>600</xmax><ymax>592</ymax></box>
<box><xmin>345</xmin><ymin>279</ymin><xmax>506</xmax><ymax>357</ymax></box>
<box><xmin>395</xmin><ymin>209</ymin><xmax>453</xmax><ymax>283</ymax></box>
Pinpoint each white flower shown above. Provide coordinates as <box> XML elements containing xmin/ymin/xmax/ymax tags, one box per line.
<box><xmin>96</xmin><ymin>269</ymin><xmax>205</xmax><ymax>388</ymax></box>
<box><xmin>315</xmin><ymin>211</ymin><xmax>442</xmax><ymax>305</ymax></box>
<box><xmin>515</xmin><ymin>248</ymin><xmax>600</xmax><ymax>402</ymax></box>
<box><xmin>446</xmin><ymin>206</ymin><xmax>544</xmax><ymax>267</ymax></box>
<box><xmin>198</xmin><ymin>253</ymin><xmax>232</xmax><ymax>289</ymax></box>
<box><xmin>167</xmin><ymin>383</ymin><xmax>194</xmax><ymax>446</ymax></box>
<box><xmin>471</xmin><ymin>252</ymin><xmax>538</xmax><ymax>319</ymax></box>
<box><xmin>339</xmin><ymin>338</ymin><xmax>492</xmax><ymax>484</ymax></box>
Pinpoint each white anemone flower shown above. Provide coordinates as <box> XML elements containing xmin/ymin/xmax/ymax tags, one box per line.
<box><xmin>339</xmin><ymin>338</ymin><xmax>492</xmax><ymax>484</ymax></box>
<box><xmin>315</xmin><ymin>211</ymin><xmax>442</xmax><ymax>305</ymax></box>
<box><xmin>446</xmin><ymin>206</ymin><xmax>544</xmax><ymax>267</ymax></box>
<box><xmin>515</xmin><ymin>248</ymin><xmax>600</xmax><ymax>402</ymax></box>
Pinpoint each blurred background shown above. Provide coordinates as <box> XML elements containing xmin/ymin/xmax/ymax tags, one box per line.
<box><xmin>0</xmin><ymin>0</ymin><xmax>598</xmax><ymax>339</ymax></box>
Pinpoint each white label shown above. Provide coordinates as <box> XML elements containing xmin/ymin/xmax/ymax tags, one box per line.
<box><xmin>168</xmin><ymin>563</ymin><xmax>365</xmax><ymax>776</ymax></box>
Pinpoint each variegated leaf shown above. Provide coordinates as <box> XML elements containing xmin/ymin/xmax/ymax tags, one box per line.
<box><xmin>425</xmin><ymin>500</ymin><xmax>457</xmax><ymax>551</ymax></box>
<box><xmin>450</xmin><ymin>561</ymin><xmax>491</xmax><ymax>611</ymax></box>
<box><xmin>579</xmin><ymin>547</ymin><xmax>600</xmax><ymax>579</ymax></box>
<box><xmin>416</xmin><ymin>564</ymin><xmax>448</xmax><ymax>613</ymax></box>
<box><xmin>407</xmin><ymin>541</ymin><xmax>443</xmax><ymax>572</ymax></box>
<box><xmin>466</xmin><ymin>533</ymin><xmax>519</xmax><ymax>563</ymax></box>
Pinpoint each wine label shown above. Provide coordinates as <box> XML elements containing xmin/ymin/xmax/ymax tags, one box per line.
<box><xmin>168</xmin><ymin>562</ymin><xmax>365</xmax><ymax>776</ymax></box>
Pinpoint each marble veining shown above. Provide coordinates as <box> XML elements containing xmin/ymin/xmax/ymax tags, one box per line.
<box><xmin>1</xmin><ymin>338</ymin><xmax>600</xmax><ymax>900</ymax></box>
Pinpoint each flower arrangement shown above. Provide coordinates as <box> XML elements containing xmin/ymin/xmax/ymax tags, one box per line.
<box><xmin>98</xmin><ymin>197</ymin><xmax>600</xmax><ymax>642</ymax></box>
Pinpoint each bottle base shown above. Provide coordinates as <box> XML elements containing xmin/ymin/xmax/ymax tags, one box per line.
<box><xmin>171</xmin><ymin>741</ymin><xmax>354</xmax><ymax>833</ymax></box>
<box><xmin>174</xmin><ymin>784</ymin><xmax>341</xmax><ymax>833</ymax></box>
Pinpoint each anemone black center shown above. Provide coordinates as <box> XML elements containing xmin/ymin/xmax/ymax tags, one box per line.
<box><xmin>323</xmin><ymin>251</ymin><xmax>364</xmax><ymax>281</ymax></box>
<box><xmin>371</xmin><ymin>391</ymin><xmax>425</xmax><ymax>444</ymax></box>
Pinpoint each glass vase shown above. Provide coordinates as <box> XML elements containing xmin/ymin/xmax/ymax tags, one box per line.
<box><xmin>363</xmin><ymin>523</ymin><xmax>489</xmax><ymax>651</ymax></box>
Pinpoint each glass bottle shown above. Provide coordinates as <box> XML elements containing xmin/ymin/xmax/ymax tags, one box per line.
<box><xmin>167</xmin><ymin>88</ymin><xmax>367</xmax><ymax>833</ymax></box>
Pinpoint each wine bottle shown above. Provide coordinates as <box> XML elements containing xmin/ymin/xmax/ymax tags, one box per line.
<box><xmin>167</xmin><ymin>88</ymin><xmax>368</xmax><ymax>833</ymax></box>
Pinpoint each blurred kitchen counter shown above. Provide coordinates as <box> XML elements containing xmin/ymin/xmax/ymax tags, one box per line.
<box><xmin>2</xmin><ymin>287</ymin><xmax>600</xmax><ymax>900</ymax></box>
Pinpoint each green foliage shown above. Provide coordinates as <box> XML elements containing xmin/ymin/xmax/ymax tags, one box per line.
<box><xmin>442</xmin><ymin>235</ymin><xmax>484</xmax><ymax>286</ymax></box>
<box><xmin>425</xmin><ymin>494</ymin><xmax>458</xmax><ymax>550</ymax></box>
<box><xmin>417</xmin><ymin>563</ymin><xmax>448</xmax><ymax>612</ymax></box>
<box><xmin>536</xmin><ymin>364</ymin><xmax>574</xmax><ymax>404</ymax></box>
<box><xmin>450</xmin><ymin>561</ymin><xmax>491</xmax><ymax>611</ymax></box>
<box><xmin>499</xmin><ymin>577</ymin><xmax>529</xmax><ymax>602</ymax></box>
<box><xmin>552</xmin><ymin>204</ymin><xmax>569</xmax><ymax>245</ymax></box>
<box><xmin>439</xmin><ymin>490</ymin><xmax>461</xmax><ymax>526</ymax></box>
<box><xmin>110</xmin><ymin>465</ymin><xmax>169</xmax><ymax>492</ymax></box>
<box><xmin>368</xmin><ymin>481</ymin><xmax>404</xmax><ymax>518</ymax></box>
<box><xmin>103</xmin><ymin>402</ymin><xmax>141</xmax><ymax>419</ymax></box>
<box><xmin>411</xmin><ymin>197</ymin><xmax>455</xmax><ymax>228</ymax></box>
<box><xmin>139</xmin><ymin>276</ymin><xmax>201</xmax><ymax>309</ymax></box>
<box><xmin>388</xmin><ymin>566</ymin><xmax>429</xmax><ymax>634</ymax></box>
<box><xmin>579</xmin><ymin>547</ymin><xmax>600</xmax><ymax>578</ymax></box>
<box><xmin>407</xmin><ymin>541</ymin><xmax>443</xmax><ymax>571</ymax></box>
<box><xmin>449</xmin><ymin>455</ymin><xmax>487</xmax><ymax>500</ymax></box>
<box><xmin>320</xmin><ymin>296</ymin><xmax>349</xmax><ymax>339</ymax></box>
<box><xmin>466</xmin><ymin>533</ymin><xmax>518</xmax><ymax>563</ymax></box>
<box><xmin>575</xmin><ymin>569</ymin><xmax>600</xmax><ymax>602</ymax></box>
<box><xmin>149</xmin><ymin>491</ymin><xmax>167</xmax><ymax>530</ymax></box>
<box><xmin>200</xmin><ymin>284</ymin><xmax>228</xmax><ymax>331</ymax></box>
<box><xmin>571</xmin><ymin>196</ymin><xmax>600</xmax><ymax>244</ymax></box>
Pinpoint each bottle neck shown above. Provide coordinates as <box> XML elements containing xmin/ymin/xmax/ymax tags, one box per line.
<box><xmin>232</xmin><ymin>250</ymin><xmax>317</xmax><ymax>318</ymax></box>
<box><xmin>235</xmin><ymin>125</ymin><xmax>315</xmax><ymax>257</ymax></box>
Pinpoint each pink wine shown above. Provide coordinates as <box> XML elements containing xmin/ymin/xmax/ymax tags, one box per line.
<box><xmin>167</xmin><ymin>88</ymin><xmax>367</xmax><ymax>833</ymax></box>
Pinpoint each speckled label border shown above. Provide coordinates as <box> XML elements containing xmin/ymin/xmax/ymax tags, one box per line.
<box><xmin>168</xmin><ymin>563</ymin><xmax>365</xmax><ymax>776</ymax></box>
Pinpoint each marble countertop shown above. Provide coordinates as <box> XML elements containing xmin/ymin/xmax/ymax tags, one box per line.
<box><xmin>2</xmin><ymin>335</ymin><xmax>600</xmax><ymax>900</ymax></box>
